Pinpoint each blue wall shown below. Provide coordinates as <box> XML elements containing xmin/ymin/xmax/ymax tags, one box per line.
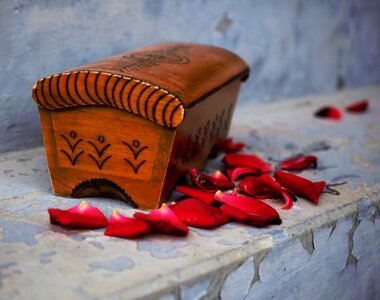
<box><xmin>1</xmin><ymin>0</ymin><xmax>379</xmax><ymax>153</ymax></box>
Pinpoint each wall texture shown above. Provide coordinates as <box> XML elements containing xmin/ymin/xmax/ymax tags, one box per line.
<box><xmin>1</xmin><ymin>0</ymin><xmax>380</xmax><ymax>153</ymax></box>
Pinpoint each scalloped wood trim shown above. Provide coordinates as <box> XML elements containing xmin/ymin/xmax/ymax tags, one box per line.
<box><xmin>32</xmin><ymin>71</ymin><xmax>185</xmax><ymax>128</ymax></box>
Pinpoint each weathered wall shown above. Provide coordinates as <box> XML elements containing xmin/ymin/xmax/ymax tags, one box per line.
<box><xmin>1</xmin><ymin>0</ymin><xmax>380</xmax><ymax>152</ymax></box>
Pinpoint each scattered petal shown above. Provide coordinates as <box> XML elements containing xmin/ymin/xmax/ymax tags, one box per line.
<box><xmin>280</xmin><ymin>155</ymin><xmax>317</xmax><ymax>171</ymax></box>
<box><xmin>345</xmin><ymin>99</ymin><xmax>369</xmax><ymax>113</ymax></box>
<box><xmin>48</xmin><ymin>201</ymin><xmax>108</xmax><ymax>229</ymax></box>
<box><xmin>222</xmin><ymin>153</ymin><xmax>272</xmax><ymax>173</ymax></box>
<box><xmin>188</xmin><ymin>168</ymin><xmax>218</xmax><ymax>192</ymax></box>
<box><xmin>227</xmin><ymin>167</ymin><xmax>265</xmax><ymax>181</ymax></box>
<box><xmin>109</xmin><ymin>209</ymin><xmax>132</xmax><ymax>225</ymax></box>
<box><xmin>219</xmin><ymin>137</ymin><xmax>245</xmax><ymax>153</ymax></box>
<box><xmin>145</xmin><ymin>204</ymin><xmax>189</xmax><ymax>236</ymax></box>
<box><xmin>203</xmin><ymin>170</ymin><xmax>235</xmax><ymax>190</ymax></box>
<box><xmin>175</xmin><ymin>186</ymin><xmax>215</xmax><ymax>205</ymax></box>
<box><xmin>215</xmin><ymin>191</ymin><xmax>282</xmax><ymax>225</ymax></box>
<box><xmin>170</xmin><ymin>199</ymin><xmax>229</xmax><ymax>228</ymax></box>
<box><xmin>238</xmin><ymin>175</ymin><xmax>294</xmax><ymax>210</ymax></box>
<box><xmin>104</xmin><ymin>218</ymin><xmax>152</xmax><ymax>238</ymax></box>
<box><xmin>314</xmin><ymin>106</ymin><xmax>342</xmax><ymax>120</ymax></box>
<box><xmin>219</xmin><ymin>204</ymin><xmax>248</xmax><ymax>221</ymax></box>
<box><xmin>274</xmin><ymin>170</ymin><xmax>326</xmax><ymax>204</ymax></box>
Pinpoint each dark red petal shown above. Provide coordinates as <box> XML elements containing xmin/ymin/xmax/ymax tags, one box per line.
<box><xmin>202</xmin><ymin>170</ymin><xmax>235</xmax><ymax>190</ymax></box>
<box><xmin>145</xmin><ymin>204</ymin><xmax>189</xmax><ymax>236</ymax></box>
<box><xmin>238</xmin><ymin>175</ymin><xmax>294</xmax><ymax>209</ymax></box>
<box><xmin>314</xmin><ymin>106</ymin><xmax>342</xmax><ymax>120</ymax></box>
<box><xmin>188</xmin><ymin>169</ymin><xmax>218</xmax><ymax>192</ymax></box>
<box><xmin>227</xmin><ymin>167</ymin><xmax>265</xmax><ymax>181</ymax></box>
<box><xmin>214</xmin><ymin>191</ymin><xmax>281</xmax><ymax>224</ymax></box>
<box><xmin>175</xmin><ymin>186</ymin><xmax>215</xmax><ymax>205</ymax></box>
<box><xmin>222</xmin><ymin>153</ymin><xmax>272</xmax><ymax>173</ymax></box>
<box><xmin>169</xmin><ymin>199</ymin><xmax>229</xmax><ymax>228</ymax></box>
<box><xmin>211</xmin><ymin>170</ymin><xmax>230</xmax><ymax>181</ymax></box>
<box><xmin>219</xmin><ymin>137</ymin><xmax>245</xmax><ymax>153</ymax></box>
<box><xmin>345</xmin><ymin>99</ymin><xmax>369</xmax><ymax>113</ymax></box>
<box><xmin>48</xmin><ymin>201</ymin><xmax>108</xmax><ymax>229</ymax></box>
<box><xmin>274</xmin><ymin>170</ymin><xmax>326</xmax><ymax>204</ymax></box>
<box><xmin>104</xmin><ymin>218</ymin><xmax>152</xmax><ymax>238</ymax></box>
<box><xmin>279</xmin><ymin>155</ymin><xmax>317</xmax><ymax>171</ymax></box>
<box><xmin>238</xmin><ymin>175</ymin><xmax>282</xmax><ymax>199</ymax></box>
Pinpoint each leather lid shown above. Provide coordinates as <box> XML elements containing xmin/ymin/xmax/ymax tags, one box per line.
<box><xmin>32</xmin><ymin>43</ymin><xmax>249</xmax><ymax>128</ymax></box>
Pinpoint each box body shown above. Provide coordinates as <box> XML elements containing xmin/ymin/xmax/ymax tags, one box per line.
<box><xmin>32</xmin><ymin>43</ymin><xmax>249</xmax><ymax>209</ymax></box>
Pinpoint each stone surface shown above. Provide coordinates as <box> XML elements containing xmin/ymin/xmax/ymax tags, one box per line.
<box><xmin>0</xmin><ymin>87</ymin><xmax>379</xmax><ymax>299</ymax></box>
<box><xmin>1</xmin><ymin>0</ymin><xmax>380</xmax><ymax>152</ymax></box>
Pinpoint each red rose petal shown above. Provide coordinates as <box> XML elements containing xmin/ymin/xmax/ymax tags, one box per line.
<box><xmin>219</xmin><ymin>137</ymin><xmax>245</xmax><ymax>153</ymax></box>
<box><xmin>279</xmin><ymin>155</ymin><xmax>317</xmax><ymax>171</ymax></box>
<box><xmin>215</xmin><ymin>191</ymin><xmax>281</xmax><ymax>224</ymax></box>
<box><xmin>238</xmin><ymin>175</ymin><xmax>281</xmax><ymax>199</ymax></box>
<box><xmin>227</xmin><ymin>167</ymin><xmax>265</xmax><ymax>181</ymax></box>
<box><xmin>314</xmin><ymin>106</ymin><xmax>342</xmax><ymax>120</ymax></box>
<box><xmin>345</xmin><ymin>99</ymin><xmax>369</xmax><ymax>113</ymax></box>
<box><xmin>274</xmin><ymin>170</ymin><xmax>326</xmax><ymax>204</ymax></box>
<box><xmin>202</xmin><ymin>170</ymin><xmax>235</xmax><ymax>190</ymax></box>
<box><xmin>238</xmin><ymin>175</ymin><xmax>294</xmax><ymax>210</ymax></box>
<box><xmin>104</xmin><ymin>218</ymin><xmax>152</xmax><ymax>238</ymax></box>
<box><xmin>175</xmin><ymin>186</ymin><xmax>215</xmax><ymax>205</ymax></box>
<box><xmin>188</xmin><ymin>168</ymin><xmax>218</xmax><ymax>192</ymax></box>
<box><xmin>145</xmin><ymin>204</ymin><xmax>189</xmax><ymax>236</ymax></box>
<box><xmin>169</xmin><ymin>198</ymin><xmax>229</xmax><ymax>228</ymax></box>
<box><xmin>222</xmin><ymin>153</ymin><xmax>272</xmax><ymax>173</ymax></box>
<box><xmin>109</xmin><ymin>210</ymin><xmax>133</xmax><ymax>225</ymax></box>
<box><xmin>220</xmin><ymin>204</ymin><xmax>248</xmax><ymax>221</ymax></box>
<box><xmin>48</xmin><ymin>201</ymin><xmax>108</xmax><ymax>229</ymax></box>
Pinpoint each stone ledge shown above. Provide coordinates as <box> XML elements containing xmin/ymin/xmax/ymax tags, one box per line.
<box><xmin>0</xmin><ymin>86</ymin><xmax>379</xmax><ymax>299</ymax></box>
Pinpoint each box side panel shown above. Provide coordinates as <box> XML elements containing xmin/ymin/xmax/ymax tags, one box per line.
<box><xmin>160</xmin><ymin>80</ymin><xmax>242</xmax><ymax>199</ymax></box>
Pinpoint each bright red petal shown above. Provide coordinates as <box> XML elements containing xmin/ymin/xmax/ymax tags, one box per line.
<box><xmin>169</xmin><ymin>199</ymin><xmax>229</xmax><ymax>228</ymax></box>
<box><xmin>104</xmin><ymin>218</ymin><xmax>152</xmax><ymax>238</ymax></box>
<box><xmin>222</xmin><ymin>153</ymin><xmax>272</xmax><ymax>173</ymax></box>
<box><xmin>175</xmin><ymin>186</ymin><xmax>215</xmax><ymax>205</ymax></box>
<box><xmin>314</xmin><ymin>106</ymin><xmax>342</xmax><ymax>120</ymax></box>
<box><xmin>48</xmin><ymin>201</ymin><xmax>108</xmax><ymax>229</ymax></box>
<box><xmin>215</xmin><ymin>191</ymin><xmax>281</xmax><ymax>224</ymax></box>
<box><xmin>345</xmin><ymin>99</ymin><xmax>369</xmax><ymax>113</ymax></box>
<box><xmin>219</xmin><ymin>137</ymin><xmax>245</xmax><ymax>153</ymax></box>
<box><xmin>227</xmin><ymin>167</ymin><xmax>266</xmax><ymax>181</ymax></box>
<box><xmin>279</xmin><ymin>188</ymin><xmax>294</xmax><ymax>210</ymax></box>
<box><xmin>109</xmin><ymin>210</ymin><xmax>133</xmax><ymax>225</ymax></box>
<box><xmin>274</xmin><ymin>170</ymin><xmax>326</xmax><ymax>204</ymax></box>
<box><xmin>145</xmin><ymin>204</ymin><xmax>189</xmax><ymax>236</ymax></box>
<box><xmin>220</xmin><ymin>204</ymin><xmax>248</xmax><ymax>221</ymax></box>
<box><xmin>279</xmin><ymin>155</ymin><xmax>317</xmax><ymax>171</ymax></box>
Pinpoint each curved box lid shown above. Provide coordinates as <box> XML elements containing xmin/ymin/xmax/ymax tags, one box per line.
<box><xmin>32</xmin><ymin>42</ymin><xmax>249</xmax><ymax>128</ymax></box>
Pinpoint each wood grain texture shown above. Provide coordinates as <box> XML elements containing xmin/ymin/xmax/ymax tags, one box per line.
<box><xmin>34</xmin><ymin>42</ymin><xmax>249</xmax><ymax>209</ymax></box>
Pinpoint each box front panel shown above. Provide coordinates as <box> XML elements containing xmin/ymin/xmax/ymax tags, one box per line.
<box><xmin>51</xmin><ymin>107</ymin><xmax>161</xmax><ymax>181</ymax></box>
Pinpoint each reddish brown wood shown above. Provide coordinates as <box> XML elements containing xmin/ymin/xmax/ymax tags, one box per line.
<box><xmin>32</xmin><ymin>42</ymin><xmax>249</xmax><ymax>209</ymax></box>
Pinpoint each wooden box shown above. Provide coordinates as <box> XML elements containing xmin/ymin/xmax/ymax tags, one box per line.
<box><xmin>32</xmin><ymin>43</ymin><xmax>249</xmax><ymax>209</ymax></box>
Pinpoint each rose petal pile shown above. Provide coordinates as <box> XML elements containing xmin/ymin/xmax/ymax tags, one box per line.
<box><xmin>48</xmin><ymin>137</ymin><xmax>331</xmax><ymax>239</ymax></box>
